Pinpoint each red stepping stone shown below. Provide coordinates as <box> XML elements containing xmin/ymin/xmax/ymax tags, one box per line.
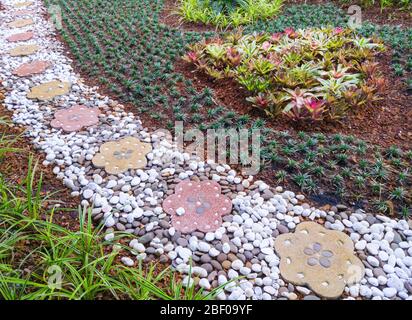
<box><xmin>6</xmin><ymin>31</ymin><xmax>34</xmax><ymax>42</ymax></box>
<box><xmin>51</xmin><ymin>105</ymin><xmax>101</xmax><ymax>132</ymax></box>
<box><xmin>13</xmin><ymin>60</ymin><xmax>50</xmax><ymax>77</ymax></box>
<box><xmin>162</xmin><ymin>180</ymin><xmax>233</xmax><ymax>233</ymax></box>
<box><xmin>12</xmin><ymin>9</ymin><xmax>34</xmax><ymax>16</ymax></box>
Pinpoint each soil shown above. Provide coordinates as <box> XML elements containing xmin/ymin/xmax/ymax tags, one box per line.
<box><xmin>288</xmin><ymin>0</ymin><xmax>412</xmax><ymax>28</ymax></box>
<box><xmin>175</xmin><ymin>50</ymin><xmax>412</xmax><ymax>150</ymax></box>
<box><xmin>0</xmin><ymin>87</ymin><xmax>80</xmax><ymax>230</ymax></box>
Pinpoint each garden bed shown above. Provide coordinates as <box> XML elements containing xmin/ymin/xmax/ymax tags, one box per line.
<box><xmin>43</xmin><ymin>0</ymin><xmax>411</xmax><ymax>216</ymax></box>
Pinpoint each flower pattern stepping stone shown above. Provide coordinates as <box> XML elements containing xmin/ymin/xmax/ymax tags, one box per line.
<box><xmin>8</xmin><ymin>18</ymin><xmax>34</xmax><ymax>28</ymax></box>
<box><xmin>8</xmin><ymin>44</ymin><xmax>39</xmax><ymax>56</ymax></box>
<box><xmin>51</xmin><ymin>105</ymin><xmax>100</xmax><ymax>132</ymax></box>
<box><xmin>13</xmin><ymin>60</ymin><xmax>50</xmax><ymax>77</ymax></box>
<box><xmin>27</xmin><ymin>81</ymin><xmax>71</xmax><ymax>101</ymax></box>
<box><xmin>14</xmin><ymin>1</ymin><xmax>33</xmax><ymax>8</ymax></box>
<box><xmin>12</xmin><ymin>9</ymin><xmax>34</xmax><ymax>16</ymax></box>
<box><xmin>163</xmin><ymin>180</ymin><xmax>232</xmax><ymax>233</ymax></box>
<box><xmin>92</xmin><ymin>137</ymin><xmax>152</xmax><ymax>175</ymax></box>
<box><xmin>6</xmin><ymin>31</ymin><xmax>34</xmax><ymax>42</ymax></box>
<box><xmin>274</xmin><ymin>221</ymin><xmax>365</xmax><ymax>299</ymax></box>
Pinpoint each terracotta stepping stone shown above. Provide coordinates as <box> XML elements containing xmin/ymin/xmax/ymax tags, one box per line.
<box><xmin>12</xmin><ymin>9</ymin><xmax>34</xmax><ymax>16</ymax></box>
<box><xmin>6</xmin><ymin>31</ymin><xmax>34</xmax><ymax>42</ymax></box>
<box><xmin>13</xmin><ymin>60</ymin><xmax>50</xmax><ymax>77</ymax></box>
<box><xmin>27</xmin><ymin>81</ymin><xmax>71</xmax><ymax>101</ymax></box>
<box><xmin>14</xmin><ymin>1</ymin><xmax>33</xmax><ymax>8</ymax></box>
<box><xmin>51</xmin><ymin>105</ymin><xmax>101</xmax><ymax>132</ymax></box>
<box><xmin>8</xmin><ymin>44</ymin><xmax>39</xmax><ymax>56</ymax></box>
<box><xmin>274</xmin><ymin>221</ymin><xmax>365</xmax><ymax>299</ymax></box>
<box><xmin>163</xmin><ymin>180</ymin><xmax>232</xmax><ymax>233</ymax></box>
<box><xmin>92</xmin><ymin>137</ymin><xmax>152</xmax><ymax>175</ymax></box>
<box><xmin>8</xmin><ymin>18</ymin><xmax>34</xmax><ymax>28</ymax></box>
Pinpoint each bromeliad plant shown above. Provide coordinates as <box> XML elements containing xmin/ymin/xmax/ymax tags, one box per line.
<box><xmin>183</xmin><ymin>28</ymin><xmax>386</xmax><ymax>121</ymax></box>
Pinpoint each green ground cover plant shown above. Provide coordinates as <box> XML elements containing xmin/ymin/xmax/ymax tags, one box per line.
<box><xmin>178</xmin><ymin>0</ymin><xmax>283</xmax><ymax>28</ymax></box>
<box><xmin>42</xmin><ymin>0</ymin><xmax>411</xmax><ymax>215</ymax></box>
<box><xmin>184</xmin><ymin>28</ymin><xmax>386</xmax><ymax>121</ymax></box>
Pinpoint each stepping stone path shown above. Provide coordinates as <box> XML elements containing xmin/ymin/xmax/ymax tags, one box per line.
<box><xmin>274</xmin><ymin>222</ymin><xmax>365</xmax><ymax>298</ymax></box>
<box><xmin>27</xmin><ymin>80</ymin><xmax>70</xmax><ymax>100</ymax></box>
<box><xmin>8</xmin><ymin>43</ymin><xmax>39</xmax><ymax>56</ymax></box>
<box><xmin>1</xmin><ymin>0</ymin><xmax>412</xmax><ymax>301</ymax></box>
<box><xmin>92</xmin><ymin>137</ymin><xmax>152</xmax><ymax>174</ymax></box>
<box><xmin>163</xmin><ymin>180</ymin><xmax>232</xmax><ymax>233</ymax></box>
<box><xmin>12</xmin><ymin>60</ymin><xmax>50</xmax><ymax>77</ymax></box>
<box><xmin>8</xmin><ymin>18</ymin><xmax>33</xmax><ymax>28</ymax></box>
<box><xmin>6</xmin><ymin>30</ymin><xmax>34</xmax><ymax>42</ymax></box>
<box><xmin>51</xmin><ymin>104</ymin><xmax>100</xmax><ymax>132</ymax></box>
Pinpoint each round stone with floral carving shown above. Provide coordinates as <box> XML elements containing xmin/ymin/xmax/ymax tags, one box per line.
<box><xmin>6</xmin><ymin>31</ymin><xmax>34</xmax><ymax>42</ymax></box>
<box><xmin>51</xmin><ymin>105</ymin><xmax>100</xmax><ymax>132</ymax></box>
<box><xmin>274</xmin><ymin>221</ymin><xmax>365</xmax><ymax>299</ymax></box>
<box><xmin>14</xmin><ymin>1</ymin><xmax>34</xmax><ymax>8</ymax></box>
<box><xmin>92</xmin><ymin>137</ymin><xmax>152</xmax><ymax>175</ymax></box>
<box><xmin>8</xmin><ymin>44</ymin><xmax>39</xmax><ymax>56</ymax></box>
<box><xmin>162</xmin><ymin>180</ymin><xmax>232</xmax><ymax>233</ymax></box>
<box><xmin>27</xmin><ymin>80</ymin><xmax>70</xmax><ymax>101</ymax></box>
<box><xmin>8</xmin><ymin>18</ymin><xmax>34</xmax><ymax>28</ymax></box>
<box><xmin>13</xmin><ymin>60</ymin><xmax>50</xmax><ymax>77</ymax></box>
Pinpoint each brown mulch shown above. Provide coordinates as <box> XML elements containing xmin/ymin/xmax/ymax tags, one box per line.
<box><xmin>0</xmin><ymin>88</ymin><xmax>80</xmax><ymax>231</ymax></box>
<box><xmin>288</xmin><ymin>0</ymin><xmax>412</xmax><ymax>28</ymax></box>
<box><xmin>175</xmin><ymin>49</ymin><xmax>412</xmax><ymax>150</ymax></box>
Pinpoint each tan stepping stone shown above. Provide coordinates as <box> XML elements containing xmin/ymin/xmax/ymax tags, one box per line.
<box><xmin>163</xmin><ymin>180</ymin><xmax>232</xmax><ymax>233</ymax></box>
<box><xmin>274</xmin><ymin>221</ymin><xmax>365</xmax><ymax>299</ymax></box>
<box><xmin>13</xmin><ymin>60</ymin><xmax>50</xmax><ymax>77</ymax></box>
<box><xmin>6</xmin><ymin>31</ymin><xmax>34</xmax><ymax>42</ymax></box>
<box><xmin>12</xmin><ymin>9</ymin><xmax>34</xmax><ymax>16</ymax></box>
<box><xmin>8</xmin><ymin>44</ymin><xmax>39</xmax><ymax>56</ymax></box>
<box><xmin>51</xmin><ymin>105</ymin><xmax>101</xmax><ymax>132</ymax></box>
<box><xmin>8</xmin><ymin>18</ymin><xmax>34</xmax><ymax>28</ymax></box>
<box><xmin>27</xmin><ymin>81</ymin><xmax>71</xmax><ymax>101</ymax></box>
<box><xmin>92</xmin><ymin>137</ymin><xmax>152</xmax><ymax>175</ymax></box>
<box><xmin>14</xmin><ymin>1</ymin><xmax>33</xmax><ymax>8</ymax></box>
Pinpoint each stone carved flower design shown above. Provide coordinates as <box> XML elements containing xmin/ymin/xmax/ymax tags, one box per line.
<box><xmin>6</xmin><ymin>31</ymin><xmax>34</xmax><ymax>42</ymax></box>
<box><xmin>14</xmin><ymin>2</ymin><xmax>33</xmax><ymax>8</ymax></box>
<box><xmin>8</xmin><ymin>18</ymin><xmax>34</xmax><ymax>28</ymax></box>
<box><xmin>27</xmin><ymin>80</ymin><xmax>70</xmax><ymax>101</ymax></box>
<box><xmin>51</xmin><ymin>105</ymin><xmax>100</xmax><ymax>132</ymax></box>
<box><xmin>274</xmin><ymin>221</ymin><xmax>365</xmax><ymax>299</ymax></box>
<box><xmin>13</xmin><ymin>60</ymin><xmax>50</xmax><ymax>77</ymax></box>
<box><xmin>8</xmin><ymin>44</ymin><xmax>39</xmax><ymax>56</ymax></box>
<box><xmin>92</xmin><ymin>137</ymin><xmax>152</xmax><ymax>175</ymax></box>
<box><xmin>162</xmin><ymin>180</ymin><xmax>232</xmax><ymax>233</ymax></box>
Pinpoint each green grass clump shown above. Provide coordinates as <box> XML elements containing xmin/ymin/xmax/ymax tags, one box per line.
<box><xmin>178</xmin><ymin>0</ymin><xmax>283</xmax><ymax>28</ymax></box>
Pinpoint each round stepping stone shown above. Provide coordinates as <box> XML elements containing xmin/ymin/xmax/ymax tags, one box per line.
<box><xmin>8</xmin><ymin>44</ymin><xmax>39</xmax><ymax>56</ymax></box>
<box><xmin>163</xmin><ymin>180</ymin><xmax>232</xmax><ymax>233</ymax></box>
<box><xmin>14</xmin><ymin>1</ymin><xmax>33</xmax><ymax>8</ymax></box>
<box><xmin>27</xmin><ymin>81</ymin><xmax>71</xmax><ymax>101</ymax></box>
<box><xmin>274</xmin><ymin>221</ymin><xmax>365</xmax><ymax>299</ymax></box>
<box><xmin>12</xmin><ymin>9</ymin><xmax>34</xmax><ymax>16</ymax></box>
<box><xmin>51</xmin><ymin>105</ymin><xmax>101</xmax><ymax>132</ymax></box>
<box><xmin>6</xmin><ymin>31</ymin><xmax>34</xmax><ymax>42</ymax></box>
<box><xmin>92</xmin><ymin>137</ymin><xmax>152</xmax><ymax>175</ymax></box>
<box><xmin>8</xmin><ymin>18</ymin><xmax>34</xmax><ymax>28</ymax></box>
<box><xmin>13</xmin><ymin>60</ymin><xmax>50</xmax><ymax>77</ymax></box>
